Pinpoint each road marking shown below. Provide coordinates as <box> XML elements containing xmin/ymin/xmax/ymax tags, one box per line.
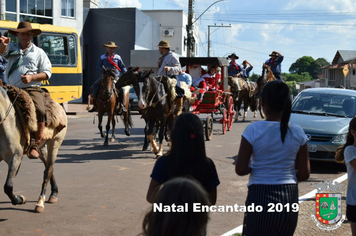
<box><xmin>220</xmin><ymin>173</ymin><xmax>348</xmax><ymax>236</ymax></box>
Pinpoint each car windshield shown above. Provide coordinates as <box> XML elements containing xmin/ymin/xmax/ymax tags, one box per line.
<box><xmin>292</xmin><ymin>92</ymin><xmax>356</xmax><ymax>118</ymax></box>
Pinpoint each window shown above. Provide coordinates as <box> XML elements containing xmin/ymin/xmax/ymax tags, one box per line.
<box><xmin>40</xmin><ymin>34</ymin><xmax>70</xmax><ymax>65</ymax></box>
<box><xmin>6</xmin><ymin>0</ymin><xmax>16</xmax><ymax>12</ymax></box>
<box><xmin>19</xmin><ymin>0</ymin><xmax>53</xmax><ymax>23</ymax></box>
<box><xmin>61</xmin><ymin>0</ymin><xmax>75</xmax><ymax>18</ymax></box>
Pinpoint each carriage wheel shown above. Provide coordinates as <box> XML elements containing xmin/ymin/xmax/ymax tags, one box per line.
<box><xmin>227</xmin><ymin>96</ymin><xmax>234</xmax><ymax>131</ymax></box>
<box><xmin>205</xmin><ymin>115</ymin><xmax>213</xmax><ymax>141</ymax></box>
<box><xmin>222</xmin><ymin>108</ymin><xmax>227</xmax><ymax>134</ymax></box>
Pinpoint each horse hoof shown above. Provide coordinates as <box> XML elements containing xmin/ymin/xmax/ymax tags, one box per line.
<box><xmin>104</xmin><ymin>141</ymin><xmax>108</xmax><ymax>146</ymax></box>
<box><xmin>48</xmin><ymin>196</ymin><xmax>58</xmax><ymax>203</ymax></box>
<box><xmin>125</xmin><ymin>131</ymin><xmax>131</xmax><ymax>136</ymax></box>
<box><xmin>110</xmin><ymin>138</ymin><xmax>115</xmax><ymax>142</ymax></box>
<box><xmin>19</xmin><ymin>195</ymin><xmax>27</xmax><ymax>205</ymax></box>
<box><xmin>34</xmin><ymin>205</ymin><xmax>44</xmax><ymax>213</ymax></box>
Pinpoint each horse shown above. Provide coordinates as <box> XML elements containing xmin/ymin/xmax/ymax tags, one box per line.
<box><xmin>118</xmin><ymin>67</ymin><xmax>172</xmax><ymax>157</ymax></box>
<box><xmin>254</xmin><ymin>64</ymin><xmax>276</xmax><ymax>119</ymax></box>
<box><xmin>0</xmin><ymin>86</ymin><xmax>67</xmax><ymax>213</ymax></box>
<box><xmin>228</xmin><ymin>76</ymin><xmax>256</xmax><ymax>122</ymax></box>
<box><xmin>95</xmin><ymin>67</ymin><xmax>133</xmax><ymax>146</ymax></box>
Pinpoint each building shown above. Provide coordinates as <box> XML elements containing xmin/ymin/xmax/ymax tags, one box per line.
<box><xmin>322</xmin><ymin>50</ymin><xmax>356</xmax><ymax>89</ymax></box>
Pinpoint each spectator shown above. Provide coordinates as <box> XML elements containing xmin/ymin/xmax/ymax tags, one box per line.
<box><xmin>235</xmin><ymin>80</ymin><xmax>310</xmax><ymax>236</ymax></box>
<box><xmin>146</xmin><ymin>112</ymin><xmax>220</xmax><ymax>205</ymax></box>
<box><xmin>265</xmin><ymin>51</ymin><xmax>284</xmax><ymax>80</ymax></box>
<box><xmin>142</xmin><ymin>177</ymin><xmax>210</xmax><ymax>236</ymax></box>
<box><xmin>335</xmin><ymin>117</ymin><xmax>356</xmax><ymax>236</ymax></box>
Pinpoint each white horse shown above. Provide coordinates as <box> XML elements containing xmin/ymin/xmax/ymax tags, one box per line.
<box><xmin>0</xmin><ymin>86</ymin><xmax>67</xmax><ymax>213</ymax></box>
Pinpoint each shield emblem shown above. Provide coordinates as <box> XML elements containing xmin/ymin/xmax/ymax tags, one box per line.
<box><xmin>316</xmin><ymin>193</ymin><xmax>342</xmax><ymax>224</ymax></box>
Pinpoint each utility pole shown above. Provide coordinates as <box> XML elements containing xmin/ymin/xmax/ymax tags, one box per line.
<box><xmin>207</xmin><ymin>24</ymin><xmax>231</xmax><ymax>57</ymax></box>
<box><xmin>186</xmin><ymin>0</ymin><xmax>194</xmax><ymax>57</ymax></box>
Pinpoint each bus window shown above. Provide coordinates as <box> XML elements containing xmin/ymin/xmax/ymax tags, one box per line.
<box><xmin>39</xmin><ymin>34</ymin><xmax>69</xmax><ymax>65</ymax></box>
<box><xmin>68</xmin><ymin>35</ymin><xmax>76</xmax><ymax>65</ymax></box>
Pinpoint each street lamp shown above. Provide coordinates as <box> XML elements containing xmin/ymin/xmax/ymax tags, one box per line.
<box><xmin>186</xmin><ymin>0</ymin><xmax>227</xmax><ymax>57</ymax></box>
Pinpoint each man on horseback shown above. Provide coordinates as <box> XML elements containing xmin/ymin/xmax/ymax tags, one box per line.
<box><xmin>157</xmin><ymin>40</ymin><xmax>184</xmax><ymax>116</ymax></box>
<box><xmin>0</xmin><ymin>21</ymin><xmax>52</xmax><ymax>159</ymax></box>
<box><xmin>88</xmin><ymin>41</ymin><xmax>127</xmax><ymax>112</ymax></box>
<box><xmin>265</xmin><ymin>51</ymin><xmax>284</xmax><ymax>81</ymax></box>
<box><xmin>241</xmin><ymin>60</ymin><xmax>253</xmax><ymax>92</ymax></box>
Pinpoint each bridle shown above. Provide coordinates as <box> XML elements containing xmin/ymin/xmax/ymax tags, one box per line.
<box><xmin>98</xmin><ymin>74</ymin><xmax>115</xmax><ymax>107</ymax></box>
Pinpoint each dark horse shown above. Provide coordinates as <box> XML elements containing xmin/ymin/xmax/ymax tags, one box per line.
<box><xmin>228</xmin><ymin>76</ymin><xmax>257</xmax><ymax>122</ymax></box>
<box><xmin>96</xmin><ymin>67</ymin><xmax>132</xmax><ymax>145</ymax></box>
<box><xmin>117</xmin><ymin>67</ymin><xmax>172</xmax><ymax>157</ymax></box>
<box><xmin>254</xmin><ymin>64</ymin><xmax>276</xmax><ymax>119</ymax></box>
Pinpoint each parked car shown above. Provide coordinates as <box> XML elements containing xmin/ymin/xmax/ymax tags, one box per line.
<box><xmin>290</xmin><ymin>88</ymin><xmax>356</xmax><ymax>161</ymax></box>
<box><xmin>129</xmin><ymin>86</ymin><xmax>140</xmax><ymax>112</ymax></box>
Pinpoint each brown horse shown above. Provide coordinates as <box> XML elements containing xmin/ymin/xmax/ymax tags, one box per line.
<box><xmin>254</xmin><ymin>64</ymin><xmax>276</xmax><ymax>119</ymax></box>
<box><xmin>96</xmin><ymin>67</ymin><xmax>117</xmax><ymax>145</ymax></box>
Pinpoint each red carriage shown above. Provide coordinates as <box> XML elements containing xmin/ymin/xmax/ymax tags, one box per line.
<box><xmin>179</xmin><ymin>57</ymin><xmax>235</xmax><ymax>140</ymax></box>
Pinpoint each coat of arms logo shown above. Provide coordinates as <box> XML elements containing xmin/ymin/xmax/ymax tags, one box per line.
<box><xmin>311</xmin><ymin>181</ymin><xmax>345</xmax><ymax>230</ymax></box>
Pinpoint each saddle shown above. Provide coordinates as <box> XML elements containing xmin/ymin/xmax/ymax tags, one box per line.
<box><xmin>166</xmin><ymin>77</ymin><xmax>195</xmax><ymax>104</ymax></box>
<box><xmin>1</xmin><ymin>82</ymin><xmax>66</xmax><ymax>152</ymax></box>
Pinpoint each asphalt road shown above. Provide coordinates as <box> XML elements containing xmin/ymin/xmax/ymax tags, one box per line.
<box><xmin>0</xmin><ymin>110</ymin><xmax>348</xmax><ymax>236</ymax></box>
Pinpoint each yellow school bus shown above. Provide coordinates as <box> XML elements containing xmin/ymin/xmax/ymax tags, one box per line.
<box><xmin>0</xmin><ymin>20</ymin><xmax>82</xmax><ymax>104</ymax></box>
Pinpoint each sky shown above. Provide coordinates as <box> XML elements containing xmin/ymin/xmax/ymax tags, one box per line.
<box><xmin>97</xmin><ymin>0</ymin><xmax>356</xmax><ymax>73</ymax></box>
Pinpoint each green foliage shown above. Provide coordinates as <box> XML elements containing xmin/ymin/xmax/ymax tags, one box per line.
<box><xmin>249</xmin><ymin>73</ymin><xmax>259</xmax><ymax>82</ymax></box>
<box><xmin>288</xmin><ymin>56</ymin><xmax>330</xmax><ymax>79</ymax></box>
<box><xmin>285</xmin><ymin>81</ymin><xmax>298</xmax><ymax>96</ymax></box>
<box><xmin>282</xmin><ymin>72</ymin><xmax>312</xmax><ymax>82</ymax></box>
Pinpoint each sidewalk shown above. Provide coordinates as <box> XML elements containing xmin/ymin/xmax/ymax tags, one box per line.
<box><xmin>65</xmin><ymin>102</ymin><xmax>91</xmax><ymax>116</ymax></box>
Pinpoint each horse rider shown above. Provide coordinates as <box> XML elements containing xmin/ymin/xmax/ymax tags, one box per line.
<box><xmin>157</xmin><ymin>40</ymin><xmax>184</xmax><ymax>116</ymax></box>
<box><xmin>265</xmin><ymin>51</ymin><xmax>284</xmax><ymax>81</ymax></box>
<box><xmin>88</xmin><ymin>41</ymin><xmax>127</xmax><ymax>112</ymax></box>
<box><xmin>0</xmin><ymin>21</ymin><xmax>52</xmax><ymax>159</ymax></box>
<box><xmin>227</xmin><ymin>53</ymin><xmax>244</xmax><ymax>92</ymax></box>
<box><xmin>240</xmin><ymin>60</ymin><xmax>253</xmax><ymax>91</ymax></box>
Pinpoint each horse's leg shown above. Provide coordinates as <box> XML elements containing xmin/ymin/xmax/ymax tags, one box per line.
<box><xmin>242</xmin><ymin>92</ymin><xmax>248</xmax><ymax>122</ymax></box>
<box><xmin>147</xmin><ymin>119</ymin><xmax>159</xmax><ymax>155</ymax></box>
<box><xmin>259</xmin><ymin>99</ymin><xmax>265</xmax><ymax>119</ymax></box>
<box><xmin>4</xmin><ymin>155</ymin><xmax>27</xmax><ymax>205</ymax></box>
<box><xmin>235</xmin><ymin>95</ymin><xmax>242</xmax><ymax>121</ymax></box>
<box><xmin>156</xmin><ymin>117</ymin><xmax>166</xmax><ymax>157</ymax></box>
<box><xmin>110</xmin><ymin>110</ymin><xmax>116</xmax><ymax>142</ymax></box>
<box><xmin>253</xmin><ymin>110</ymin><xmax>257</xmax><ymax>118</ymax></box>
<box><xmin>98</xmin><ymin>112</ymin><xmax>104</xmax><ymax>138</ymax></box>
<box><xmin>104</xmin><ymin>113</ymin><xmax>111</xmax><ymax>146</ymax></box>
<box><xmin>123</xmin><ymin>91</ymin><xmax>131</xmax><ymax>136</ymax></box>
<box><xmin>142</xmin><ymin>119</ymin><xmax>150</xmax><ymax>151</ymax></box>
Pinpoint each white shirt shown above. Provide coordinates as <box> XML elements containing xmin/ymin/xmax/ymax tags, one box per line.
<box><xmin>157</xmin><ymin>51</ymin><xmax>181</xmax><ymax>76</ymax></box>
<box><xmin>242</xmin><ymin>120</ymin><xmax>307</xmax><ymax>186</ymax></box>
<box><xmin>1</xmin><ymin>43</ymin><xmax>52</xmax><ymax>88</ymax></box>
<box><xmin>344</xmin><ymin>145</ymin><xmax>356</xmax><ymax>205</ymax></box>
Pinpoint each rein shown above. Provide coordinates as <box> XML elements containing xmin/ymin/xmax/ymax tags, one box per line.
<box><xmin>147</xmin><ymin>76</ymin><xmax>167</xmax><ymax>108</ymax></box>
<box><xmin>98</xmin><ymin>75</ymin><xmax>115</xmax><ymax>108</ymax></box>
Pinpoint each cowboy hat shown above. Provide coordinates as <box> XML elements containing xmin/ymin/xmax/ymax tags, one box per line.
<box><xmin>103</xmin><ymin>41</ymin><xmax>119</xmax><ymax>48</ymax></box>
<box><xmin>227</xmin><ymin>53</ymin><xmax>239</xmax><ymax>59</ymax></box>
<box><xmin>8</xmin><ymin>21</ymin><xmax>42</xmax><ymax>37</ymax></box>
<box><xmin>269</xmin><ymin>51</ymin><xmax>279</xmax><ymax>57</ymax></box>
<box><xmin>156</xmin><ymin>40</ymin><xmax>170</xmax><ymax>49</ymax></box>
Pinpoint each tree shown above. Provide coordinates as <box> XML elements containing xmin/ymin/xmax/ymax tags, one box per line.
<box><xmin>289</xmin><ymin>56</ymin><xmax>330</xmax><ymax>79</ymax></box>
<box><xmin>282</xmin><ymin>72</ymin><xmax>312</xmax><ymax>82</ymax></box>
<box><xmin>249</xmin><ymin>73</ymin><xmax>259</xmax><ymax>82</ymax></box>
<box><xmin>289</xmin><ymin>56</ymin><xmax>314</xmax><ymax>74</ymax></box>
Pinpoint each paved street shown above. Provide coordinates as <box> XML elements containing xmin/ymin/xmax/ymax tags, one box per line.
<box><xmin>0</xmin><ymin>104</ymin><xmax>351</xmax><ymax>236</ymax></box>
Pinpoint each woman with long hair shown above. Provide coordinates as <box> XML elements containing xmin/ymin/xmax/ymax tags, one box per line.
<box><xmin>235</xmin><ymin>80</ymin><xmax>310</xmax><ymax>236</ymax></box>
<box><xmin>146</xmin><ymin>112</ymin><xmax>220</xmax><ymax>205</ymax></box>
<box><xmin>335</xmin><ymin>117</ymin><xmax>356</xmax><ymax>236</ymax></box>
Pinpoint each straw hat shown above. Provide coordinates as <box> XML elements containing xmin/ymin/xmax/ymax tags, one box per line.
<box><xmin>8</xmin><ymin>21</ymin><xmax>42</xmax><ymax>37</ymax></box>
<box><xmin>103</xmin><ymin>41</ymin><xmax>119</xmax><ymax>48</ymax></box>
<box><xmin>157</xmin><ymin>40</ymin><xmax>170</xmax><ymax>49</ymax></box>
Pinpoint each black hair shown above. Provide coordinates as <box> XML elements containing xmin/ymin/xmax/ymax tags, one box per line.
<box><xmin>165</xmin><ymin>113</ymin><xmax>211</xmax><ymax>191</ymax></box>
<box><xmin>335</xmin><ymin>117</ymin><xmax>356</xmax><ymax>163</ymax></box>
<box><xmin>142</xmin><ymin>177</ymin><xmax>210</xmax><ymax>236</ymax></box>
<box><xmin>261</xmin><ymin>80</ymin><xmax>291</xmax><ymax>143</ymax></box>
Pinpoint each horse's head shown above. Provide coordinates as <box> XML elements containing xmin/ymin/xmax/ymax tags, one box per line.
<box><xmin>100</xmin><ymin>66</ymin><xmax>116</xmax><ymax>96</ymax></box>
<box><xmin>132</xmin><ymin>70</ymin><xmax>153</xmax><ymax>110</ymax></box>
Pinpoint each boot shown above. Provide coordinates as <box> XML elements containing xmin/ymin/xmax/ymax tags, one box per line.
<box><xmin>174</xmin><ymin>97</ymin><xmax>184</xmax><ymax>117</ymax></box>
<box><xmin>28</xmin><ymin>122</ymin><xmax>45</xmax><ymax>159</ymax></box>
<box><xmin>88</xmin><ymin>98</ymin><xmax>97</xmax><ymax>112</ymax></box>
